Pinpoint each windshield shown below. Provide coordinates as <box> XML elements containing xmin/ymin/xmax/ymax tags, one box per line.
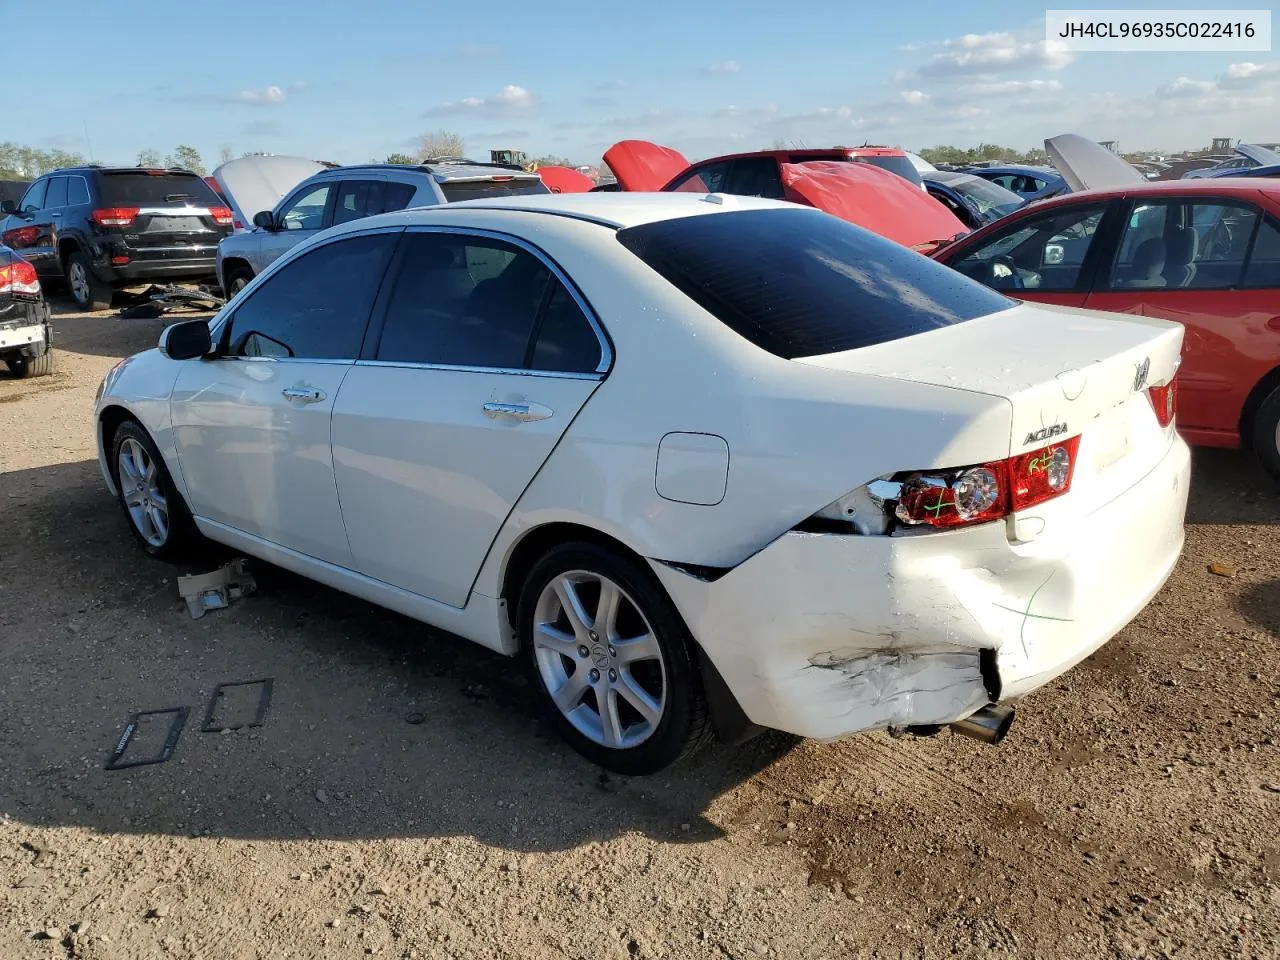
<box><xmin>951</xmin><ymin>177</ymin><xmax>1025</xmax><ymax>222</ymax></box>
<box><xmin>617</xmin><ymin>208</ymin><xmax>1012</xmax><ymax>359</ymax></box>
<box><xmin>440</xmin><ymin>179</ymin><xmax>549</xmax><ymax>203</ymax></box>
<box><xmin>850</xmin><ymin>155</ymin><xmax>924</xmax><ymax>187</ymax></box>
<box><xmin>99</xmin><ymin>172</ymin><xmax>222</xmax><ymax>206</ymax></box>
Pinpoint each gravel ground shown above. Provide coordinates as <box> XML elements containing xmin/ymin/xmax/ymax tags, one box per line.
<box><xmin>1</xmin><ymin>301</ymin><xmax>1277</xmax><ymax>959</ymax></box>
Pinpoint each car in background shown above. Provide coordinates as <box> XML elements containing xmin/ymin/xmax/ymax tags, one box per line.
<box><xmin>0</xmin><ymin>242</ymin><xmax>53</xmax><ymax>377</ymax></box>
<box><xmin>97</xmin><ymin>192</ymin><xmax>1188</xmax><ymax>773</ymax></box>
<box><xmin>923</xmin><ymin>170</ymin><xmax>1026</xmax><ymax>229</ymax></box>
<box><xmin>0</xmin><ymin>167</ymin><xmax>233</xmax><ymax>310</ymax></box>
<box><xmin>207</xmin><ymin>155</ymin><xmax>326</xmax><ymax>232</ymax></box>
<box><xmin>905</xmin><ymin>151</ymin><xmax>937</xmax><ymax>175</ymax></box>
<box><xmin>1183</xmin><ymin>144</ymin><xmax>1280</xmax><ymax>179</ymax></box>
<box><xmin>933</xmin><ymin>177</ymin><xmax>1280</xmax><ymax>478</ymax></box>
<box><xmin>216</xmin><ymin>160</ymin><xmax>548</xmax><ymax>297</ymax></box>
<box><xmin>963</xmin><ymin>164</ymin><xmax>1067</xmax><ymax>201</ymax></box>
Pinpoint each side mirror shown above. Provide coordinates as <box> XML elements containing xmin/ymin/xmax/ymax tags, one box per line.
<box><xmin>0</xmin><ymin>200</ymin><xmax>16</xmax><ymax>214</ymax></box>
<box><xmin>159</xmin><ymin>319</ymin><xmax>213</xmax><ymax>360</ymax></box>
<box><xmin>252</xmin><ymin>210</ymin><xmax>276</xmax><ymax>231</ymax></box>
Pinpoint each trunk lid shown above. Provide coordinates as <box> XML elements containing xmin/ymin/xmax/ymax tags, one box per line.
<box><xmin>797</xmin><ymin>301</ymin><xmax>1183</xmax><ymax>493</ymax></box>
<box><xmin>98</xmin><ymin>170</ymin><xmax>231</xmax><ymax>247</ymax></box>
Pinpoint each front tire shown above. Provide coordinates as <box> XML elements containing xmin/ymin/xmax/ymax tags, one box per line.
<box><xmin>1251</xmin><ymin>386</ymin><xmax>1280</xmax><ymax>482</ymax></box>
<box><xmin>518</xmin><ymin>541</ymin><xmax>711</xmax><ymax>774</ymax></box>
<box><xmin>66</xmin><ymin>251</ymin><xmax>112</xmax><ymax>311</ymax></box>
<box><xmin>224</xmin><ymin>268</ymin><xmax>253</xmax><ymax>300</ymax></box>
<box><xmin>110</xmin><ymin>420</ymin><xmax>200</xmax><ymax>561</ymax></box>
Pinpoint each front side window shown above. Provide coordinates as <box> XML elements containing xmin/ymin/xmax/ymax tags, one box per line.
<box><xmin>1104</xmin><ymin>200</ymin><xmax>1260</xmax><ymax>290</ymax></box>
<box><xmin>18</xmin><ymin>179</ymin><xmax>47</xmax><ymax>213</ymax></box>
<box><xmin>951</xmin><ymin>205</ymin><xmax>1106</xmax><ymax>291</ymax></box>
<box><xmin>618</xmin><ymin>207</ymin><xmax>1012</xmax><ymax>359</ymax></box>
<box><xmin>225</xmin><ymin>233</ymin><xmax>397</xmax><ymax>360</ymax></box>
<box><xmin>668</xmin><ymin>161</ymin><xmax>730</xmax><ymax>194</ymax></box>
<box><xmin>280</xmin><ymin>184</ymin><xmax>331</xmax><ymax>231</ymax></box>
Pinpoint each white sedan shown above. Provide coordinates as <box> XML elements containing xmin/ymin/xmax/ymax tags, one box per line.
<box><xmin>94</xmin><ymin>193</ymin><xmax>1190</xmax><ymax>774</ymax></box>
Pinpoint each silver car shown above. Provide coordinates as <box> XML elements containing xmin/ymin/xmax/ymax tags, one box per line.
<box><xmin>215</xmin><ymin>161</ymin><xmax>548</xmax><ymax>297</ymax></box>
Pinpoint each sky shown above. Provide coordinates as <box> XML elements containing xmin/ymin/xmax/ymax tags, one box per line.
<box><xmin>5</xmin><ymin>0</ymin><xmax>1278</xmax><ymax>168</ymax></box>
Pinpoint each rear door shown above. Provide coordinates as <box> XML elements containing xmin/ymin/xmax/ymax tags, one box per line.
<box><xmin>1085</xmin><ymin>197</ymin><xmax>1280</xmax><ymax>442</ymax></box>
<box><xmin>331</xmin><ymin>228</ymin><xmax>607</xmax><ymax>607</ymax></box>
<box><xmin>943</xmin><ymin>201</ymin><xmax>1121</xmax><ymax>308</ymax></box>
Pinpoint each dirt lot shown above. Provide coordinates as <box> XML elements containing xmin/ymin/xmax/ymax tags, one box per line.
<box><xmin>1</xmin><ymin>301</ymin><xmax>1277</xmax><ymax>960</ymax></box>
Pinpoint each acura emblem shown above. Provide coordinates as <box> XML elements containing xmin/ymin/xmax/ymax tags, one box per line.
<box><xmin>1133</xmin><ymin>357</ymin><xmax>1151</xmax><ymax>392</ymax></box>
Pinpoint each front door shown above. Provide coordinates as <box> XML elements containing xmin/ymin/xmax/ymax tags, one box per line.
<box><xmin>331</xmin><ymin>229</ymin><xmax>607</xmax><ymax>607</ymax></box>
<box><xmin>253</xmin><ymin>180</ymin><xmax>335</xmax><ymax>274</ymax></box>
<box><xmin>171</xmin><ymin>230</ymin><xmax>399</xmax><ymax>565</ymax></box>
<box><xmin>1</xmin><ymin>178</ymin><xmax>57</xmax><ymax>277</ymax></box>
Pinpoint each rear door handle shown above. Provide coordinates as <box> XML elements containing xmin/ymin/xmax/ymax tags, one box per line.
<box><xmin>482</xmin><ymin>401</ymin><xmax>552</xmax><ymax>422</ymax></box>
<box><xmin>282</xmin><ymin>386</ymin><xmax>326</xmax><ymax>403</ymax></box>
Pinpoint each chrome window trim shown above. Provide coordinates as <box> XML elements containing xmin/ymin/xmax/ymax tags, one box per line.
<box><xmin>398</xmin><ymin>223</ymin><xmax>613</xmax><ymax>376</ymax></box>
<box><xmin>214</xmin><ymin>356</ymin><xmax>354</xmax><ymax>365</ymax></box>
<box><xmin>355</xmin><ymin>359</ymin><xmax>602</xmax><ymax>380</ymax></box>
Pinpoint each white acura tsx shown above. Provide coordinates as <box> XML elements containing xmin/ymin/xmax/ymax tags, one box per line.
<box><xmin>94</xmin><ymin>192</ymin><xmax>1189</xmax><ymax>773</ymax></box>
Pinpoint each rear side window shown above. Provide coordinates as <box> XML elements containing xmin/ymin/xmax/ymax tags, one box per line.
<box><xmin>44</xmin><ymin>177</ymin><xmax>68</xmax><ymax>208</ymax></box>
<box><xmin>67</xmin><ymin>176</ymin><xmax>89</xmax><ymax>205</ymax></box>
<box><xmin>382</xmin><ymin>182</ymin><xmax>417</xmax><ymax>212</ymax></box>
<box><xmin>1243</xmin><ymin>217</ymin><xmax>1280</xmax><ymax>288</ymax></box>
<box><xmin>98</xmin><ymin>172</ymin><xmax>221</xmax><ymax>206</ymax></box>
<box><xmin>226</xmin><ymin>233</ymin><xmax>397</xmax><ymax>360</ymax></box>
<box><xmin>617</xmin><ymin>208</ymin><xmax>1012</xmax><ymax>359</ymax></box>
<box><xmin>851</xmin><ymin>154</ymin><xmax>923</xmax><ymax>186</ymax></box>
<box><xmin>439</xmin><ymin>179</ymin><xmax>548</xmax><ymax>203</ymax></box>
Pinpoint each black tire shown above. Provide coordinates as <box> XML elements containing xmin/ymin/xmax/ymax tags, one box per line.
<box><xmin>109</xmin><ymin>419</ymin><xmax>201</xmax><ymax>561</ymax></box>
<box><xmin>7</xmin><ymin>350</ymin><xmax>53</xmax><ymax>378</ymax></box>
<box><xmin>224</xmin><ymin>268</ymin><xmax>253</xmax><ymax>300</ymax></box>
<box><xmin>1251</xmin><ymin>386</ymin><xmax>1280</xmax><ymax>482</ymax></box>
<box><xmin>65</xmin><ymin>250</ymin><xmax>112</xmax><ymax>311</ymax></box>
<box><xmin>518</xmin><ymin>541</ymin><xmax>712</xmax><ymax>775</ymax></box>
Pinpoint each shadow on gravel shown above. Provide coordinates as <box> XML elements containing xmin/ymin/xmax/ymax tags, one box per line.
<box><xmin>1186</xmin><ymin>447</ymin><xmax>1279</xmax><ymax>526</ymax></box>
<box><xmin>0</xmin><ymin>459</ymin><xmax>796</xmax><ymax>852</ymax></box>
<box><xmin>47</xmin><ymin>299</ymin><xmax>214</xmax><ymax>361</ymax></box>
<box><xmin>1237</xmin><ymin>577</ymin><xmax>1280</xmax><ymax>633</ymax></box>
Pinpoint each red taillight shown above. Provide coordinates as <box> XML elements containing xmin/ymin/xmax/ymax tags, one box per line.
<box><xmin>490</xmin><ymin>176</ymin><xmax>514</xmax><ymax>182</ymax></box>
<box><xmin>110</xmin><ymin>255</ymin><xmax>130</xmax><ymax>265</ymax></box>
<box><xmin>0</xmin><ymin>258</ymin><xmax>40</xmax><ymax>296</ymax></box>
<box><xmin>2</xmin><ymin>225</ymin><xmax>40</xmax><ymax>247</ymax></box>
<box><xmin>91</xmin><ymin>207</ymin><xmax>140</xmax><ymax>227</ymax></box>
<box><xmin>895</xmin><ymin>437</ymin><xmax>1081</xmax><ymax>529</ymax></box>
<box><xmin>209</xmin><ymin>205</ymin><xmax>233</xmax><ymax>226</ymax></box>
<box><xmin>233</xmin><ymin>218</ymin><xmax>244</xmax><ymax>230</ymax></box>
<box><xmin>1148</xmin><ymin>379</ymin><xmax>1177</xmax><ymax>428</ymax></box>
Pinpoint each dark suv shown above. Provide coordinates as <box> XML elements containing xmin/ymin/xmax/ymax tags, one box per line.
<box><xmin>0</xmin><ymin>167</ymin><xmax>233</xmax><ymax>309</ymax></box>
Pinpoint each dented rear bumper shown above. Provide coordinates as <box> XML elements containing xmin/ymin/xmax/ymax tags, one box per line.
<box><xmin>651</xmin><ymin>435</ymin><xmax>1190</xmax><ymax>741</ymax></box>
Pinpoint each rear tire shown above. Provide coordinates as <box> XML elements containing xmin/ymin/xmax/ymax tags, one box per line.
<box><xmin>7</xmin><ymin>349</ymin><xmax>53</xmax><ymax>378</ymax></box>
<box><xmin>110</xmin><ymin>419</ymin><xmax>201</xmax><ymax>561</ymax></box>
<box><xmin>518</xmin><ymin>541</ymin><xmax>712</xmax><ymax>775</ymax></box>
<box><xmin>66</xmin><ymin>251</ymin><xmax>112</xmax><ymax>311</ymax></box>
<box><xmin>1251</xmin><ymin>386</ymin><xmax>1280</xmax><ymax>482</ymax></box>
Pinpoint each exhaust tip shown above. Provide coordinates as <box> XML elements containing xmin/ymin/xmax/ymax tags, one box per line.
<box><xmin>949</xmin><ymin>703</ymin><xmax>1015</xmax><ymax>745</ymax></box>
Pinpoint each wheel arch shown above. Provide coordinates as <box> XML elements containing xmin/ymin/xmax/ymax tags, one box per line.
<box><xmin>57</xmin><ymin>233</ymin><xmax>85</xmax><ymax>265</ymax></box>
<box><xmin>1239</xmin><ymin>364</ymin><xmax>1280</xmax><ymax>440</ymax></box>
<box><xmin>97</xmin><ymin>403</ymin><xmax>138</xmax><ymax>493</ymax></box>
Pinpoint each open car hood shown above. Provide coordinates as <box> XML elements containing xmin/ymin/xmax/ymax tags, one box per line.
<box><xmin>537</xmin><ymin>166</ymin><xmax>595</xmax><ymax>193</ymax></box>
<box><xmin>210</xmin><ymin>155</ymin><xmax>326</xmax><ymax>228</ymax></box>
<box><xmin>1044</xmin><ymin>133</ymin><xmax>1145</xmax><ymax>193</ymax></box>
<box><xmin>1235</xmin><ymin>143</ymin><xmax>1280</xmax><ymax>167</ymax></box>
<box><xmin>603</xmin><ymin>140</ymin><xmax>692</xmax><ymax>191</ymax></box>
<box><xmin>780</xmin><ymin>161</ymin><xmax>967</xmax><ymax>249</ymax></box>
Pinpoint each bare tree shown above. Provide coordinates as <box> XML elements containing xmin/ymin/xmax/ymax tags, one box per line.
<box><xmin>219</xmin><ymin>145</ymin><xmax>235</xmax><ymax>164</ymax></box>
<box><xmin>417</xmin><ymin>130</ymin><xmax>465</xmax><ymax>160</ymax></box>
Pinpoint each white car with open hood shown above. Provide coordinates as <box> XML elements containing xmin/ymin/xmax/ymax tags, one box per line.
<box><xmin>93</xmin><ymin>193</ymin><xmax>1190</xmax><ymax>774</ymax></box>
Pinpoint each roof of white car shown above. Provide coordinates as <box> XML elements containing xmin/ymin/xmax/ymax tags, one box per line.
<box><xmin>389</xmin><ymin>191</ymin><xmax>795</xmax><ymax>230</ymax></box>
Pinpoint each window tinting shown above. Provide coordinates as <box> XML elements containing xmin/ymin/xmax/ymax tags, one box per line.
<box><xmin>952</xmin><ymin>206</ymin><xmax>1105</xmax><ymax>292</ymax></box>
<box><xmin>281</xmin><ymin>184</ymin><xmax>331</xmax><ymax>231</ymax></box>
<box><xmin>723</xmin><ymin>158</ymin><xmax>785</xmax><ymax>199</ymax></box>
<box><xmin>226</xmin><ymin>233</ymin><xmax>396</xmax><ymax>360</ymax></box>
<box><xmin>851</xmin><ymin>154</ymin><xmax>923</xmax><ymax>186</ymax></box>
<box><xmin>98</xmin><ymin>172</ymin><xmax>221</xmax><ymax>206</ymax></box>
<box><xmin>18</xmin><ymin>179</ymin><xmax>47</xmax><ymax>213</ymax></box>
<box><xmin>617</xmin><ymin>208</ymin><xmax>1012</xmax><ymax>360</ymax></box>
<box><xmin>67</xmin><ymin>176</ymin><xmax>89</xmax><ymax>205</ymax></box>
<box><xmin>382</xmin><ymin>182</ymin><xmax>417</xmax><ymax>212</ymax></box>
<box><xmin>531</xmin><ymin>285</ymin><xmax>601</xmax><ymax>373</ymax></box>
<box><xmin>1243</xmin><ymin>216</ymin><xmax>1280</xmax><ymax>288</ymax></box>
<box><xmin>669</xmin><ymin>162</ymin><xmax>730</xmax><ymax>194</ymax></box>
<box><xmin>332</xmin><ymin>180</ymin><xmax>382</xmax><ymax>226</ymax></box>
<box><xmin>438</xmin><ymin>179</ymin><xmax>548</xmax><ymax>203</ymax></box>
<box><xmin>376</xmin><ymin>233</ymin><xmax>551</xmax><ymax>368</ymax></box>
<box><xmin>44</xmin><ymin>177</ymin><xmax>68</xmax><ymax>208</ymax></box>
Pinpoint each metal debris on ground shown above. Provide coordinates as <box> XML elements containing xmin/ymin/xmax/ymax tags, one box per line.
<box><xmin>105</xmin><ymin>707</ymin><xmax>190</xmax><ymax>770</ymax></box>
<box><xmin>201</xmin><ymin>678</ymin><xmax>274</xmax><ymax>732</ymax></box>
<box><xmin>177</xmin><ymin>559</ymin><xmax>256</xmax><ymax>619</ymax></box>
<box><xmin>117</xmin><ymin>284</ymin><xmax>225</xmax><ymax>320</ymax></box>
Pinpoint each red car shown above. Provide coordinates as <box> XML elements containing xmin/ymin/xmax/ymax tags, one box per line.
<box><xmin>603</xmin><ymin>140</ymin><xmax>965</xmax><ymax>250</ymax></box>
<box><xmin>932</xmin><ymin>178</ymin><xmax>1280</xmax><ymax>477</ymax></box>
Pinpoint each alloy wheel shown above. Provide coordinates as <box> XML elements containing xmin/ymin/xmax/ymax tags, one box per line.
<box><xmin>69</xmin><ymin>261</ymin><xmax>90</xmax><ymax>305</ymax></box>
<box><xmin>117</xmin><ymin>438</ymin><xmax>169</xmax><ymax>547</ymax></box>
<box><xmin>532</xmin><ymin>570</ymin><xmax>667</xmax><ymax>750</ymax></box>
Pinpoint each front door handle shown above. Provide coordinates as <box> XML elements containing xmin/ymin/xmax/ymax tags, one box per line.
<box><xmin>282</xmin><ymin>386</ymin><xmax>326</xmax><ymax>403</ymax></box>
<box><xmin>482</xmin><ymin>401</ymin><xmax>553</xmax><ymax>422</ymax></box>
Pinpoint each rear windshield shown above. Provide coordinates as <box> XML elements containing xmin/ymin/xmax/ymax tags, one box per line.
<box><xmin>951</xmin><ymin>176</ymin><xmax>1025</xmax><ymax>218</ymax></box>
<box><xmin>440</xmin><ymin>179</ymin><xmax>549</xmax><ymax>203</ymax></box>
<box><xmin>99</xmin><ymin>171</ymin><xmax>222</xmax><ymax>206</ymax></box>
<box><xmin>616</xmin><ymin>208</ymin><xmax>1012</xmax><ymax>359</ymax></box>
<box><xmin>852</xmin><ymin>155</ymin><xmax>924</xmax><ymax>186</ymax></box>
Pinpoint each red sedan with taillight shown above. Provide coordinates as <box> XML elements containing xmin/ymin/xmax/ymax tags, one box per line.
<box><xmin>932</xmin><ymin>178</ymin><xmax>1280</xmax><ymax>478</ymax></box>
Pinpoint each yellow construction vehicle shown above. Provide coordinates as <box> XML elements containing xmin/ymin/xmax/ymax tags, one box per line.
<box><xmin>490</xmin><ymin>148</ymin><xmax>536</xmax><ymax>171</ymax></box>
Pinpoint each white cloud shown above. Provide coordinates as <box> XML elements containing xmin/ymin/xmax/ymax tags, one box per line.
<box><xmin>705</xmin><ymin>60</ymin><xmax>741</xmax><ymax>75</ymax></box>
<box><xmin>1158</xmin><ymin>77</ymin><xmax>1215</xmax><ymax>98</ymax></box>
<box><xmin>424</xmin><ymin>84</ymin><xmax>536</xmax><ymax>117</ymax></box>
<box><xmin>968</xmin><ymin>79</ymin><xmax>1062</xmax><ymax>95</ymax></box>
<box><xmin>920</xmin><ymin>31</ymin><xmax>1073</xmax><ymax>76</ymax></box>
<box><xmin>237</xmin><ymin>85</ymin><xmax>286</xmax><ymax>104</ymax></box>
<box><xmin>1221</xmin><ymin>60</ymin><xmax>1280</xmax><ymax>88</ymax></box>
<box><xmin>900</xmin><ymin>90</ymin><xmax>929</xmax><ymax>105</ymax></box>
